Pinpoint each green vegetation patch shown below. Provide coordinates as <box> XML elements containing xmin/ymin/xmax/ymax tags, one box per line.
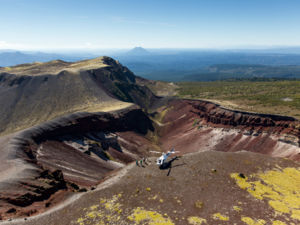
<box><xmin>176</xmin><ymin>80</ymin><xmax>300</xmax><ymax>118</ymax></box>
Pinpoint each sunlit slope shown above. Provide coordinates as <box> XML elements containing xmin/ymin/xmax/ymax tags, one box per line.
<box><xmin>10</xmin><ymin>151</ymin><xmax>299</xmax><ymax>225</ymax></box>
<box><xmin>60</xmin><ymin>151</ymin><xmax>300</xmax><ymax>225</ymax></box>
<box><xmin>0</xmin><ymin>57</ymin><xmax>156</xmax><ymax>135</ymax></box>
<box><xmin>0</xmin><ymin>57</ymin><xmax>109</xmax><ymax>75</ymax></box>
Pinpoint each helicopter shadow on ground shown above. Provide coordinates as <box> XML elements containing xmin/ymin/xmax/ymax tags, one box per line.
<box><xmin>159</xmin><ymin>156</ymin><xmax>186</xmax><ymax>176</ymax></box>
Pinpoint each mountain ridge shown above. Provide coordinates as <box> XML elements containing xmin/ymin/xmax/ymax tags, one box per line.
<box><xmin>0</xmin><ymin>56</ymin><xmax>157</xmax><ymax>135</ymax></box>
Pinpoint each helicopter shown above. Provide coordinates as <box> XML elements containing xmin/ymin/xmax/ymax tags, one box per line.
<box><xmin>156</xmin><ymin>148</ymin><xmax>176</xmax><ymax>165</ymax></box>
<box><xmin>156</xmin><ymin>148</ymin><xmax>185</xmax><ymax>176</ymax></box>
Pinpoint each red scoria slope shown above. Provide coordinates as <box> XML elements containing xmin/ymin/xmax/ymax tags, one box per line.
<box><xmin>0</xmin><ymin>106</ymin><xmax>158</xmax><ymax>220</ymax></box>
<box><xmin>157</xmin><ymin>99</ymin><xmax>300</xmax><ymax>160</ymax></box>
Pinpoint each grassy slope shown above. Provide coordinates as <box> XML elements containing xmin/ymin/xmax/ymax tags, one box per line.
<box><xmin>176</xmin><ymin>80</ymin><xmax>300</xmax><ymax>119</ymax></box>
<box><xmin>0</xmin><ymin>57</ymin><xmax>135</xmax><ymax>135</ymax></box>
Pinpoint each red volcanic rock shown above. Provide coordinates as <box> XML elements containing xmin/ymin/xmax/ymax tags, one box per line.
<box><xmin>159</xmin><ymin>99</ymin><xmax>299</xmax><ymax>159</ymax></box>
<box><xmin>188</xmin><ymin>100</ymin><xmax>296</xmax><ymax>132</ymax></box>
<box><xmin>0</xmin><ymin>106</ymin><xmax>157</xmax><ymax>220</ymax></box>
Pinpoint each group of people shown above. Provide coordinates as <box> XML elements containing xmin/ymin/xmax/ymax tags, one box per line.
<box><xmin>136</xmin><ymin>148</ymin><xmax>176</xmax><ymax>167</ymax></box>
<box><xmin>136</xmin><ymin>157</ymin><xmax>149</xmax><ymax>167</ymax></box>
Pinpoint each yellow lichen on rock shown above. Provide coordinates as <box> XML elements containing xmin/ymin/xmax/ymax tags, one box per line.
<box><xmin>128</xmin><ymin>207</ymin><xmax>174</xmax><ymax>225</ymax></box>
<box><xmin>231</xmin><ymin>167</ymin><xmax>300</xmax><ymax>220</ymax></box>
<box><xmin>187</xmin><ymin>216</ymin><xmax>207</xmax><ymax>224</ymax></box>
<box><xmin>291</xmin><ymin>209</ymin><xmax>300</xmax><ymax>220</ymax></box>
<box><xmin>77</xmin><ymin>217</ymin><xmax>84</xmax><ymax>225</ymax></box>
<box><xmin>194</xmin><ymin>200</ymin><xmax>203</xmax><ymax>209</ymax></box>
<box><xmin>90</xmin><ymin>205</ymin><xmax>98</xmax><ymax>210</ymax></box>
<box><xmin>268</xmin><ymin>200</ymin><xmax>289</xmax><ymax>214</ymax></box>
<box><xmin>151</xmin><ymin>195</ymin><xmax>158</xmax><ymax>200</ymax></box>
<box><xmin>74</xmin><ymin>194</ymin><xmax>123</xmax><ymax>225</ymax></box>
<box><xmin>212</xmin><ymin>212</ymin><xmax>229</xmax><ymax>221</ymax></box>
<box><xmin>230</xmin><ymin>173</ymin><xmax>252</xmax><ymax>189</ymax></box>
<box><xmin>233</xmin><ymin>206</ymin><xmax>242</xmax><ymax>212</ymax></box>
<box><xmin>272</xmin><ymin>220</ymin><xmax>287</xmax><ymax>225</ymax></box>
<box><xmin>241</xmin><ymin>217</ymin><xmax>266</xmax><ymax>225</ymax></box>
<box><xmin>86</xmin><ymin>211</ymin><xmax>97</xmax><ymax>219</ymax></box>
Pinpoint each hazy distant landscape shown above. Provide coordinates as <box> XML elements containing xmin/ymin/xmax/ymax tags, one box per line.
<box><xmin>2</xmin><ymin>47</ymin><xmax>300</xmax><ymax>81</ymax></box>
<box><xmin>115</xmin><ymin>47</ymin><xmax>300</xmax><ymax>81</ymax></box>
<box><xmin>1</xmin><ymin>47</ymin><xmax>299</xmax><ymax>118</ymax></box>
<box><xmin>1</xmin><ymin>47</ymin><xmax>299</xmax><ymax>120</ymax></box>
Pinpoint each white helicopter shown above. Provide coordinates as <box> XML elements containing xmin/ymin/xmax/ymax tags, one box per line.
<box><xmin>156</xmin><ymin>148</ymin><xmax>176</xmax><ymax>165</ymax></box>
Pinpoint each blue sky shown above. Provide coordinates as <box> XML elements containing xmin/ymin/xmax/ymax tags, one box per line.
<box><xmin>0</xmin><ymin>0</ymin><xmax>300</xmax><ymax>50</ymax></box>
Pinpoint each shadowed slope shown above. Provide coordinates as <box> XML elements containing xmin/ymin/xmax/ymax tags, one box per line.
<box><xmin>0</xmin><ymin>57</ymin><xmax>157</xmax><ymax>135</ymax></box>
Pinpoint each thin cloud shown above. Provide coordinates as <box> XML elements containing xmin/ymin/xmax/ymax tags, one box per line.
<box><xmin>111</xmin><ymin>16</ymin><xmax>175</xmax><ymax>27</ymax></box>
<box><xmin>0</xmin><ymin>41</ymin><xmax>28</xmax><ymax>50</ymax></box>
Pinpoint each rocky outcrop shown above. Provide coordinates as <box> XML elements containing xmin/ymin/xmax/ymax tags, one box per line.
<box><xmin>189</xmin><ymin>99</ymin><xmax>298</xmax><ymax>135</ymax></box>
<box><xmin>88</xmin><ymin>59</ymin><xmax>159</xmax><ymax>109</ymax></box>
<box><xmin>3</xmin><ymin>170</ymin><xmax>67</xmax><ymax>208</ymax></box>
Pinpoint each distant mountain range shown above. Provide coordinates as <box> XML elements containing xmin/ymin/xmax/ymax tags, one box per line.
<box><xmin>114</xmin><ymin>49</ymin><xmax>300</xmax><ymax>81</ymax></box>
<box><xmin>0</xmin><ymin>51</ymin><xmax>88</xmax><ymax>67</ymax></box>
<box><xmin>2</xmin><ymin>47</ymin><xmax>300</xmax><ymax>81</ymax></box>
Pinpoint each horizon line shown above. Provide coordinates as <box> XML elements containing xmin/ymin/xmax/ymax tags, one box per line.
<box><xmin>2</xmin><ymin>45</ymin><xmax>300</xmax><ymax>52</ymax></box>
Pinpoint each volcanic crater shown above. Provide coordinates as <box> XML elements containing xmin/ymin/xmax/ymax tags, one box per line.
<box><xmin>0</xmin><ymin>57</ymin><xmax>299</xmax><ymax>224</ymax></box>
